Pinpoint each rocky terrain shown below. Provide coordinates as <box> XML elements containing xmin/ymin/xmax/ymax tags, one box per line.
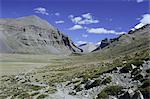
<box><xmin>0</xmin><ymin>16</ymin><xmax>149</xmax><ymax>99</ymax></box>
<box><xmin>0</xmin><ymin>16</ymin><xmax>82</xmax><ymax>54</ymax></box>
<box><xmin>78</xmin><ymin>43</ymin><xmax>98</xmax><ymax>53</ymax></box>
<box><xmin>93</xmin><ymin>24</ymin><xmax>150</xmax><ymax>52</ymax></box>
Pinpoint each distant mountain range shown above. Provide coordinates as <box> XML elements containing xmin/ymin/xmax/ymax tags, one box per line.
<box><xmin>92</xmin><ymin>24</ymin><xmax>150</xmax><ymax>56</ymax></box>
<box><xmin>0</xmin><ymin>15</ymin><xmax>149</xmax><ymax>55</ymax></box>
<box><xmin>0</xmin><ymin>16</ymin><xmax>82</xmax><ymax>54</ymax></box>
<box><xmin>78</xmin><ymin>43</ymin><xmax>98</xmax><ymax>53</ymax></box>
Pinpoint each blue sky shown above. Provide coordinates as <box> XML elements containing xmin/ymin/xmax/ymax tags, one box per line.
<box><xmin>0</xmin><ymin>0</ymin><xmax>149</xmax><ymax>45</ymax></box>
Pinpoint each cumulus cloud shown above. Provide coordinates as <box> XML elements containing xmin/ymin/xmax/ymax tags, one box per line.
<box><xmin>133</xmin><ymin>14</ymin><xmax>150</xmax><ymax>30</ymax></box>
<box><xmin>69</xmin><ymin>13</ymin><xmax>99</xmax><ymax>25</ymax></box>
<box><xmin>55</xmin><ymin>13</ymin><xmax>60</xmax><ymax>16</ymax></box>
<box><xmin>87</xmin><ymin>28</ymin><xmax>125</xmax><ymax>35</ymax></box>
<box><xmin>69</xmin><ymin>25</ymin><xmax>83</xmax><ymax>30</ymax></box>
<box><xmin>71</xmin><ymin>17</ymin><xmax>82</xmax><ymax>24</ymax></box>
<box><xmin>82</xmin><ymin>34</ymin><xmax>88</xmax><ymax>38</ymax></box>
<box><xmin>34</xmin><ymin>7</ymin><xmax>49</xmax><ymax>15</ymax></box>
<box><xmin>140</xmin><ymin>14</ymin><xmax>150</xmax><ymax>24</ymax></box>
<box><xmin>136</xmin><ymin>0</ymin><xmax>144</xmax><ymax>3</ymax></box>
<box><xmin>82</xmin><ymin>13</ymin><xmax>92</xmax><ymax>19</ymax></box>
<box><xmin>55</xmin><ymin>20</ymin><xmax>64</xmax><ymax>24</ymax></box>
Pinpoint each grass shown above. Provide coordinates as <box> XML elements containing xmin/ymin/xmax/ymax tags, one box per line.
<box><xmin>101</xmin><ymin>76</ymin><xmax>112</xmax><ymax>85</ymax></box>
<box><xmin>138</xmin><ymin>79</ymin><xmax>150</xmax><ymax>99</ymax></box>
<box><xmin>17</xmin><ymin>92</ymin><xmax>30</xmax><ymax>99</ymax></box>
<box><xmin>36</xmin><ymin>94</ymin><xmax>48</xmax><ymax>99</ymax></box>
<box><xmin>97</xmin><ymin>85</ymin><xmax>123</xmax><ymax>99</ymax></box>
<box><xmin>0</xmin><ymin>32</ymin><xmax>149</xmax><ymax>98</ymax></box>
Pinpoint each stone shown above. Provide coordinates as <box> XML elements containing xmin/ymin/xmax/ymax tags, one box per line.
<box><xmin>132</xmin><ymin>90</ymin><xmax>144</xmax><ymax>99</ymax></box>
<box><xmin>119</xmin><ymin>89</ymin><xmax>134</xmax><ymax>99</ymax></box>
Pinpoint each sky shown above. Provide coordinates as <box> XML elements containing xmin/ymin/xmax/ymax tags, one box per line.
<box><xmin>0</xmin><ymin>0</ymin><xmax>149</xmax><ymax>45</ymax></box>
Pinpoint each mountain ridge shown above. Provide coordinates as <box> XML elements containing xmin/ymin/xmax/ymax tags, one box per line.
<box><xmin>0</xmin><ymin>15</ymin><xmax>82</xmax><ymax>54</ymax></box>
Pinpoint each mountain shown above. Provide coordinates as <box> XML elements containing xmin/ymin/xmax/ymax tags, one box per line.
<box><xmin>0</xmin><ymin>15</ymin><xmax>82</xmax><ymax>54</ymax></box>
<box><xmin>93</xmin><ymin>24</ymin><xmax>150</xmax><ymax>52</ymax></box>
<box><xmin>78</xmin><ymin>43</ymin><xmax>98</xmax><ymax>53</ymax></box>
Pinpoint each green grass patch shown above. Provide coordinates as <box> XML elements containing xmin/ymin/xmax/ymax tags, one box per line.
<box><xmin>97</xmin><ymin>85</ymin><xmax>123</xmax><ymax>99</ymax></box>
<box><xmin>101</xmin><ymin>76</ymin><xmax>112</xmax><ymax>85</ymax></box>
<box><xmin>36</xmin><ymin>94</ymin><xmax>48</xmax><ymax>99</ymax></box>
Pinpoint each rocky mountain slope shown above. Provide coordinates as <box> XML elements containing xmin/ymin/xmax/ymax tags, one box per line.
<box><xmin>78</xmin><ymin>43</ymin><xmax>98</xmax><ymax>53</ymax></box>
<box><xmin>0</xmin><ymin>16</ymin><xmax>82</xmax><ymax>54</ymax></box>
<box><xmin>0</xmin><ymin>24</ymin><xmax>149</xmax><ymax>99</ymax></box>
<box><xmin>93</xmin><ymin>24</ymin><xmax>150</xmax><ymax>52</ymax></box>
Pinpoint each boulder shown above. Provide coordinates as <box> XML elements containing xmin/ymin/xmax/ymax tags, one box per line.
<box><xmin>119</xmin><ymin>89</ymin><xmax>134</xmax><ymax>99</ymax></box>
<box><xmin>132</xmin><ymin>90</ymin><xmax>144</xmax><ymax>99</ymax></box>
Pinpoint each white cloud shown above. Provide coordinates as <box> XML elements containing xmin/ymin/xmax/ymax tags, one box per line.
<box><xmin>71</xmin><ymin>17</ymin><xmax>82</xmax><ymax>24</ymax></box>
<box><xmin>68</xmin><ymin>15</ymin><xmax>74</xmax><ymax>18</ymax></box>
<box><xmin>140</xmin><ymin>14</ymin><xmax>150</xmax><ymax>24</ymax></box>
<box><xmin>34</xmin><ymin>7</ymin><xmax>49</xmax><ymax>15</ymax></box>
<box><xmin>69</xmin><ymin>13</ymin><xmax>99</xmax><ymax>25</ymax></box>
<box><xmin>82</xmin><ymin>34</ymin><xmax>88</xmax><ymax>38</ymax></box>
<box><xmin>55</xmin><ymin>13</ymin><xmax>60</xmax><ymax>16</ymax></box>
<box><xmin>137</xmin><ymin>0</ymin><xmax>144</xmax><ymax>3</ymax></box>
<box><xmin>82</xmin><ymin>13</ymin><xmax>92</xmax><ymax>19</ymax></box>
<box><xmin>69</xmin><ymin>25</ymin><xmax>83</xmax><ymax>30</ymax></box>
<box><xmin>132</xmin><ymin>14</ymin><xmax>150</xmax><ymax>30</ymax></box>
<box><xmin>78</xmin><ymin>19</ymin><xmax>99</xmax><ymax>24</ymax></box>
<box><xmin>55</xmin><ymin>20</ymin><xmax>64</xmax><ymax>24</ymax></box>
<box><xmin>77</xmin><ymin>41</ymin><xmax>87</xmax><ymax>45</ymax></box>
<box><xmin>87</xmin><ymin>28</ymin><xmax>125</xmax><ymax>35</ymax></box>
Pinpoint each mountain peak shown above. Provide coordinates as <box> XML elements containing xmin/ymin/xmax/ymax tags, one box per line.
<box><xmin>17</xmin><ymin>15</ymin><xmax>43</xmax><ymax>21</ymax></box>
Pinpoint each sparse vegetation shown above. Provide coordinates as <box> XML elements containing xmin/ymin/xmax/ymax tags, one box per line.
<box><xmin>17</xmin><ymin>92</ymin><xmax>30</xmax><ymax>99</ymax></box>
<box><xmin>36</xmin><ymin>94</ymin><xmax>48</xmax><ymax>99</ymax></box>
<box><xmin>101</xmin><ymin>76</ymin><xmax>112</xmax><ymax>85</ymax></box>
<box><xmin>139</xmin><ymin>79</ymin><xmax>150</xmax><ymax>99</ymax></box>
<box><xmin>97</xmin><ymin>85</ymin><xmax>123</xmax><ymax>99</ymax></box>
<box><xmin>85</xmin><ymin>79</ymin><xmax>101</xmax><ymax>89</ymax></box>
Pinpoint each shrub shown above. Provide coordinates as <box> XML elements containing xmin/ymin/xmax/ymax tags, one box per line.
<box><xmin>101</xmin><ymin>76</ymin><xmax>112</xmax><ymax>85</ymax></box>
<box><xmin>139</xmin><ymin>80</ymin><xmax>150</xmax><ymax>99</ymax></box>
<box><xmin>131</xmin><ymin>60</ymin><xmax>144</xmax><ymax>67</ymax></box>
<box><xmin>131</xmin><ymin>68</ymin><xmax>142</xmax><ymax>76</ymax></box>
<box><xmin>74</xmin><ymin>84</ymin><xmax>83</xmax><ymax>92</ymax></box>
<box><xmin>133</xmin><ymin>74</ymin><xmax>144</xmax><ymax>81</ymax></box>
<box><xmin>146</xmin><ymin>68</ymin><xmax>150</xmax><ymax>73</ymax></box>
<box><xmin>36</xmin><ymin>94</ymin><xmax>48</xmax><ymax>99</ymax></box>
<box><xmin>17</xmin><ymin>92</ymin><xmax>30</xmax><ymax>99</ymax></box>
<box><xmin>97</xmin><ymin>86</ymin><xmax>123</xmax><ymax>99</ymax></box>
<box><xmin>97</xmin><ymin>91</ymin><xmax>108</xmax><ymax>99</ymax></box>
<box><xmin>141</xmin><ymin>79</ymin><xmax>150</xmax><ymax>88</ymax></box>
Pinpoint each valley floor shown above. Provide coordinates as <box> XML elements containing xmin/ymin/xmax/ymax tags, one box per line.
<box><xmin>0</xmin><ymin>48</ymin><xmax>149</xmax><ymax>99</ymax></box>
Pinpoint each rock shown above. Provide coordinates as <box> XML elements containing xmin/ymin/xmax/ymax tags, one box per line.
<box><xmin>120</xmin><ymin>64</ymin><xmax>134</xmax><ymax>73</ymax></box>
<box><xmin>109</xmin><ymin>95</ymin><xmax>117</xmax><ymax>99</ymax></box>
<box><xmin>18</xmin><ymin>79</ymin><xmax>26</xmax><ymax>83</ymax></box>
<box><xmin>132</xmin><ymin>90</ymin><xmax>144</xmax><ymax>99</ymax></box>
<box><xmin>84</xmin><ymin>79</ymin><xmax>103</xmax><ymax>90</ymax></box>
<box><xmin>131</xmin><ymin>68</ymin><xmax>142</xmax><ymax>77</ymax></box>
<box><xmin>133</xmin><ymin>73</ymin><xmax>144</xmax><ymax>81</ymax></box>
<box><xmin>78</xmin><ymin>43</ymin><xmax>98</xmax><ymax>53</ymax></box>
<box><xmin>119</xmin><ymin>89</ymin><xmax>134</xmax><ymax>99</ymax></box>
<box><xmin>93</xmin><ymin>38</ymin><xmax>110</xmax><ymax>51</ymax></box>
<box><xmin>123</xmin><ymin>61</ymin><xmax>127</xmax><ymax>64</ymax></box>
<box><xmin>131</xmin><ymin>64</ymin><xmax>136</xmax><ymax>69</ymax></box>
